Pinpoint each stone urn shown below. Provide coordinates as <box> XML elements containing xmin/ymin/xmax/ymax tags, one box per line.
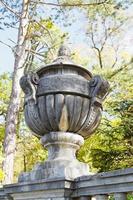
<box><xmin>19</xmin><ymin>46</ymin><xmax>109</xmax><ymax>182</ymax></box>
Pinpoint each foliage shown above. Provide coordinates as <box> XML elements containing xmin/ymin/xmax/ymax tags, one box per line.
<box><xmin>109</xmin><ymin>194</ymin><xmax>133</xmax><ymax>200</ymax></box>
<box><xmin>76</xmin><ymin>0</ymin><xmax>133</xmax><ymax>172</ymax></box>
<box><xmin>78</xmin><ymin>62</ymin><xmax>133</xmax><ymax>172</ymax></box>
<box><xmin>14</xmin><ymin>134</ymin><xmax>47</xmax><ymax>181</ymax></box>
<box><xmin>0</xmin><ymin>73</ymin><xmax>12</xmax><ymax>141</ymax></box>
<box><xmin>0</xmin><ymin>73</ymin><xmax>11</xmax><ymax>117</ymax></box>
<box><xmin>0</xmin><ymin>73</ymin><xmax>11</xmax><ymax>181</ymax></box>
<box><xmin>0</xmin><ymin>141</ymin><xmax>4</xmax><ymax>182</ymax></box>
<box><xmin>24</xmin><ymin>18</ymin><xmax>68</xmax><ymax>74</ymax></box>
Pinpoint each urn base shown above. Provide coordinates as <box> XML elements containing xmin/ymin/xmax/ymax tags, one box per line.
<box><xmin>18</xmin><ymin>132</ymin><xmax>90</xmax><ymax>182</ymax></box>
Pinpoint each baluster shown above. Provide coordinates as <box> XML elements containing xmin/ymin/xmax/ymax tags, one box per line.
<box><xmin>75</xmin><ymin>197</ymin><xmax>91</xmax><ymax>200</ymax></box>
<box><xmin>114</xmin><ymin>193</ymin><xmax>127</xmax><ymax>200</ymax></box>
<box><xmin>92</xmin><ymin>195</ymin><xmax>108</xmax><ymax>200</ymax></box>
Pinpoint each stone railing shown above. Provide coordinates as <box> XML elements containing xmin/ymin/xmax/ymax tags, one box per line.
<box><xmin>72</xmin><ymin>168</ymin><xmax>133</xmax><ymax>200</ymax></box>
<box><xmin>0</xmin><ymin>168</ymin><xmax>133</xmax><ymax>200</ymax></box>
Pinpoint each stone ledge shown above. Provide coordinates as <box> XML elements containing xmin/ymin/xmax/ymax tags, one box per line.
<box><xmin>2</xmin><ymin>178</ymin><xmax>74</xmax><ymax>199</ymax></box>
<box><xmin>4</xmin><ymin>178</ymin><xmax>74</xmax><ymax>193</ymax></box>
<box><xmin>0</xmin><ymin>168</ymin><xmax>133</xmax><ymax>199</ymax></box>
<box><xmin>72</xmin><ymin>168</ymin><xmax>133</xmax><ymax>197</ymax></box>
<box><xmin>76</xmin><ymin>167</ymin><xmax>133</xmax><ymax>181</ymax></box>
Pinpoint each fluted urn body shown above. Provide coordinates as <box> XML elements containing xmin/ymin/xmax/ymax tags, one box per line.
<box><xmin>20</xmin><ymin>47</ymin><xmax>109</xmax><ymax>139</ymax></box>
<box><xmin>20</xmin><ymin>46</ymin><xmax>109</xmax><ymax>182</ymax></box>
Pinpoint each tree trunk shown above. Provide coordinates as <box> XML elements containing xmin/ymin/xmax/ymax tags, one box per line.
<box><xmin>3</xmin><ymin>0</ymin><xmax>30</xmax><ymax>184</ymax></box>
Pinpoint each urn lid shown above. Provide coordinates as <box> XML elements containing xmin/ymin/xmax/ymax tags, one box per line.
<box><xmin>37</xmin><ymin>45</ymin><xmax>92</xmax><ymax>80</ymax></box>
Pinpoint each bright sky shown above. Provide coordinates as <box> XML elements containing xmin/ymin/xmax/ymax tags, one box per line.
<box><xmin>0</xmin><ymin>28</ymin><xmax>17</xmax><ymax>74</ymax></box>
<box><xmin>0</xmin><ymin>9</ymin><xmax>88</xmax><ymax>74</ymax></box>
<box><xmin>0</xmin><ymin>4</ymin><xmax>133</xmax><ymax>75</ymax></box>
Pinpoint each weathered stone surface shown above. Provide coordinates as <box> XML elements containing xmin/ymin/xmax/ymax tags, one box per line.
<box><xmin>20</xmin><ymin>46</ymin><xmax>109</xmax><ymax>139</ymax></box>
<box><xmin>76</xmin><ymin>197</ymin><xmax>91</xmax><ymax>200</ymax></box>
<box><xmin>92</xmin><ymin>195</ymin><xmax>108</xmax><ymax>200</ymax></box>
<box><xmin>114</xmin><ymin>193</ymin><xmax>127</xmax><ymax>200</ymax></box>
<box><xmin>19</xmin><ymin>132</ymin><xmax>90</xmax><ymax>182</ymax></box>
<box><xmin>72</xmin><ymin>168</ymin><xmax>133</xmax><ymax>198</ymax></box>
<box><xmin>0</xmin><ymin>188</ymin><xmax>11</xmax><ymax>199</ymax></box>
<box><xmin>37</xmin><ymin>74</ymin><xmax>90</xmax><ymax>97</ymax></box>
<box><xmin>20</xmin><ymin>73</ymin><xmax>109</xmax><ymax>138</ymax></box>
<box><xmin>4</xmin><ymin>178</ymin><xmax>73</xmax><ymax>200</ymax></box>
<box><xmin>1</xmin><ymin>168</ymin><xmax>133</xmax><ymax>200</ymax></box>
<box><xmin>19</xmin><ymin>45</ymin><xmax>109</xmax><ymax>183</ymax></box>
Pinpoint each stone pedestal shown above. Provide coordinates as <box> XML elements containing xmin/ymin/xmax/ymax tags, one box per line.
<box><xmin>19</xmin><ymin>132</ymin><xmax>89</xmax><ymax>183</ymax></box>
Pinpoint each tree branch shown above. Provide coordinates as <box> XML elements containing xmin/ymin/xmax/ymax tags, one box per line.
<box><xmin>0</xmin><ymin>40</ymin><xmax>14</xmax><ymax>52</ymax></box>
<box><xmin>26</xmin><ymin>48</ymin><xmax>45</xmax><ymax>57</ymax></box>
<box><xmin>109</xmin><ymin>60</ymin><xmax>133</xmax><ymax>79</ymax></box>
<box><xmin>0</xmin><ymin>0</ymin><xmax>20</xmax><ymax>18</ymax></box>
<box><xmin>111</xmin><ymin>45</ymin><xmax>119</xmax><ymax>68</ymax></box>
<box><xmin>92</xmin><ymin>46</ymin><xmax>103</xmax><ymax>68</ymax></box>
<box><xmin>31</xmin><ymin>0</ymin><xmax>109</xmax><ymax>7</ymax></box>
<box><xmin>31</xmin><ymin>33</ymin><xmax>55</xmax><ymax>58</ymax></box>
<box><xmin>8</xmin><ymin>39</ymin><xmax>17</xmax><ymax>45</ymax></box>
<box><xmin>90</xmin><ymin>30</ymin><xmax>103</xmax><ymax>68</ymax></box>
<box><xmin>34</xmin><ymin>21</ymin><xmax>54</xmax><ymax>43</ymax></box>
<box><xmin>0</xmin><ymin>111</ymin><xmax>6</xmax><ymax>116</ymax></box>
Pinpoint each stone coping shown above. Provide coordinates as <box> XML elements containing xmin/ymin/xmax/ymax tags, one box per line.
<box><xmin>72</xmin><ymin>168</ymin><xmax>133</xmax><ymax>197</ymax></box>
<box><xmin>0</xmin><ymin>168</ymin><xmax>133</xmax><ymax>199</ymax></box>
<box><xmin>75</xmin><ymin>167</ymin><xmax>133</xmax><ymax>181</ymax></box>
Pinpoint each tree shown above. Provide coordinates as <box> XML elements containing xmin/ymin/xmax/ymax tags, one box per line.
<box><xmin>74</xmin><ymin>0</ymin><xmax>133</xmax><ymax>172</ymax></box>
<box><xmin>1</xmin><ymin>0</ymin><xmax>30</xmax><ymax>184</ymax></box>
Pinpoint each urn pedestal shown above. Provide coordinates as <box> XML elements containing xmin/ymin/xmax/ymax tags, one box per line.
<box><xmin>19</xmin><ymin>132</ymin><xmax>89</xmax><ymax>182</ymax></box>
<box><xmin>20</xmin><ymin>45</ymin><xmax>109</xmax><ymax>183</ymax></box>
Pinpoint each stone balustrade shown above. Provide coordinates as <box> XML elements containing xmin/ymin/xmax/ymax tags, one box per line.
<box><xmin>0</xmin><ymin>168</ymin><xmax>132</xmax><ymax>200</ymax></box>
<box><xmin>72</xmin><ymin>168</ymin><xmax>133</xmax><ymax>200</ymax></box>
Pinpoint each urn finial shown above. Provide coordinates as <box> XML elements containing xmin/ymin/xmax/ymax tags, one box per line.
<box><xmin>58</xmin><ymin>45</ymin><xmax>71</xmax><ymax>57</ymax></box>
<box><xmin>53</xmin><ymin>44</ymin><xmax>73</xmax><ymax>64</ymax></box>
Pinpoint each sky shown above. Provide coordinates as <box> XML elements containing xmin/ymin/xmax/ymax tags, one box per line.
<box><xmin>0</xmin><ymin>28</ymin><xmax>17</xmax><ymax>74</ymax></box>
<box><xmin>0</xmin><ymin>3</ymin><xmax>133</xmax><ymax>74</ymax></box>
<box><xmin>0</xmin><ymin>9</ymin><xmax>88</xmax><ymax>74</ymax></box>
